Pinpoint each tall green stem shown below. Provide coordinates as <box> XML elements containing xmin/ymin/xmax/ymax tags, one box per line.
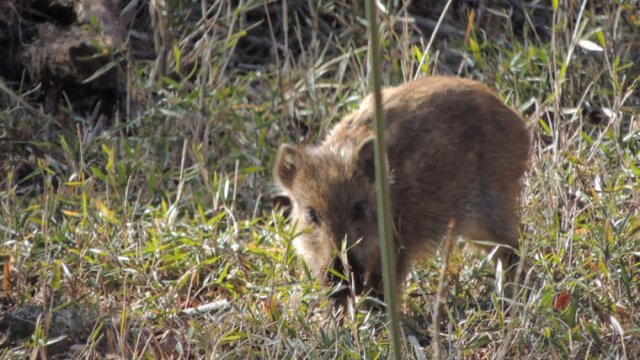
<box><xmin>364</xmin><ymin>1</ymin><xmax>401</xmax><ymax>358</ymax></box>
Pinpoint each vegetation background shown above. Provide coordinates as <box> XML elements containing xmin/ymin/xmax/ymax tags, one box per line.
<box><xmin>1</xmin><ymin>0</ymin><xmax>639</xmax><ymax>358</ymax></box>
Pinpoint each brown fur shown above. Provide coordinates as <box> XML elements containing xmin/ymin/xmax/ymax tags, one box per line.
<box><xmin>274</xmin><ymin>76</ymin><xmax>531</xmax><ymax>311</ymax></box>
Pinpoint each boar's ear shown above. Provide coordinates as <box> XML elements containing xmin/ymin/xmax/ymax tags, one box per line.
<box><xmin>356</xmin><ymin>137</ymin><xmax>376</xmax><ymax>182</ymax></box>
<box><xmin>275</xmin><ymin>144</ymin><xmax>302</xmax><ymax>190</ymax></box>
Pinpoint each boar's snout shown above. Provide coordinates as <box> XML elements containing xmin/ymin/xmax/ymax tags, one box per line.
<box><xmin>326</xmin><ymin>252</ymin><xmax>366</xmax><ymax>298</ymax></box>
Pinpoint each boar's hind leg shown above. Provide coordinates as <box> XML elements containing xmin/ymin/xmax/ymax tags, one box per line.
<box><xmin>458</xmin><ymin>211</ymin><xmax>521</xmax><ymax>275</ymax></box>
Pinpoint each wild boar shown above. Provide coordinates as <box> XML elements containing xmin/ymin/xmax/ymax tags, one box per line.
<box><xmin>274</xmin><ymin>76</ymin><xmax>530</xmax><ymax>314</ymax></box>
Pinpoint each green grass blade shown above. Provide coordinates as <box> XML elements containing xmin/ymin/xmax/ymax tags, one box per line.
<box><xmin>364</xmin><ymin>1</ymin><xmax>401</xmax><ymax>358</ymax></box>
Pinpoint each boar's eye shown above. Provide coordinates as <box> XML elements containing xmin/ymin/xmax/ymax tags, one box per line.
<box><xmin>307</xmin><ymin>207</ymin><xmax>321</xmax><ymax>225</ymax></box>
<box><xmin>353</xmin><ymin>201</ymin><xmax>366</xmax><ymax>220</ymax></box>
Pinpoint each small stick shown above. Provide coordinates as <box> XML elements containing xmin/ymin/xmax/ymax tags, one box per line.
<box><xmin>432</xmin><ymin>218</ymin><xmax>456</xmax><ymax>360</ymax></box>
